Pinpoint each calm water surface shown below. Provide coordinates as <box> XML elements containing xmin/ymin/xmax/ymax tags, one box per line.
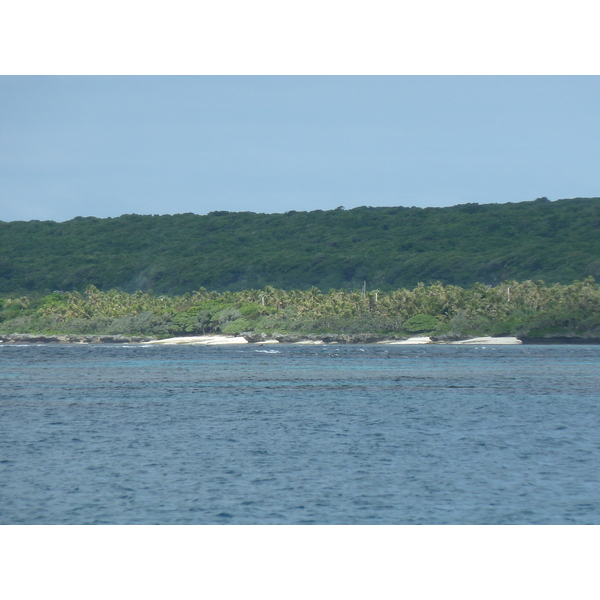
<box><xmin>1</xmin><ymin>343</ymin><xmax>599</xmax><ymax>524</ymax></box>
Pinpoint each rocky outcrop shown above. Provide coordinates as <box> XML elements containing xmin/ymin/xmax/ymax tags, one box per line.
<box><xmin>517</xmin><ymin>334</ymin><xmax>600</xmax><ymax>344</ymax></box>
<box><xmin>243</xmin><ymin>332</ymin><xmax>395</xmax><ymax>344</ymax></box>
<box><xmin>0</xmin><ymin>334</ymin><xmax>155</xmax><ymax>344</ymax></box>
<box><xmin>6</xmin><ymin>331</ymin><xmax>598</xmax><ymax>345</ymax></box>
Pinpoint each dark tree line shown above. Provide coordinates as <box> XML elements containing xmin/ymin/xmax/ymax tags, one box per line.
<box><xmin>1</xmin><ymin>197</ymin><xmax>600</xmax><ymax>295</ymax></box>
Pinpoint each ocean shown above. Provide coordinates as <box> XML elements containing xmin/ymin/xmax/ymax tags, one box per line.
<box><xmin>1</xmin><ymin>343</ymin><xmax>599</xmax><ymax>524</ymax></box>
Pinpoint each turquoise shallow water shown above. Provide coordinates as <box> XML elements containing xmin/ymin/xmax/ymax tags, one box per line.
<box><xmin>1</xmin><ymin>343</ymin><xmax>600</xmax><ymax>524</ymax></box>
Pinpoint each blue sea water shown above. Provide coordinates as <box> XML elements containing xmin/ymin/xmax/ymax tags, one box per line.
<box><xmin>1</xmin><ymin>343</ymin><xmax>600</xmax><ymax>524</ymax></box>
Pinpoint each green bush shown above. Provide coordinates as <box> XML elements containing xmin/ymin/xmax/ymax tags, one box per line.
<box><xmin>403</xmin><ymin>314</ymin><xmax>440</xmax><ymax>333</ymax></box>
<box><xmin>216</xmin><ymin>307</ymin><xmax>242</xmax><ymax>326</ymax></box>
<box><xmin>239</xmin><ymin>303</ymin><xmax>261</xmax><ymax>320</ymax></box>
<box><xmin>222</xmin><ymin>318</ymin><xmax>254</xmax><ymax>334</ymax></box>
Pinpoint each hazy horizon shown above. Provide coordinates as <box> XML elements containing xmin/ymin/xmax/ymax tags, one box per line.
<box><xmin>2</xmin><ymin>76</ymin><xmax>599</xmax><ymax>223</ymax></box>
<box><xmin>0</xmin><ymin>193</ymin><xmax>583</xmax><ymax>224</ymax></box>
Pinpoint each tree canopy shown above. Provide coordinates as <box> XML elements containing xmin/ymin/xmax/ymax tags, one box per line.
<box><xmin>1</xmin><ymin>197</ymin><xmax>600</xmax><ymax>295</ymax></box>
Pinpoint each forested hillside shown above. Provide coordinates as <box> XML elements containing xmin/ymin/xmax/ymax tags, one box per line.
<box><xmin>1</xmin><ymin>197</ymin><xmax>600</xmax><ymax>295</ymax></box>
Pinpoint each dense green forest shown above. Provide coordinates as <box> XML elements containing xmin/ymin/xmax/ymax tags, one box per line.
<box><xmin>2</xmin><ymin>279</ymin><xmax>600</xmax><ymax>341</ymax></box>
<box><xmin>2</xmin><ymin>197</ymin><xmax>600</xmax><ymax>295</ymax></box>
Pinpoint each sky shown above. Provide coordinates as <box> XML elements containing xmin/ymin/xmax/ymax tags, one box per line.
<box><xmin>1</xmin><ymin>75</ymin><xmax>600</xmax><ymax>222</ymax></box>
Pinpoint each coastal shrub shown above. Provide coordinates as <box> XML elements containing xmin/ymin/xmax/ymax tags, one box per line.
<box><xmin>65</xmin><ymin>316</ymin><xmax>114</xmax><ymax>334</ymax></box>
<box><xmin>521</xmin><ymin>309</ymin><xmax>600</xmax><ymax>336</ymax></box>
<box><xmin>403</xmin><ymin>314</ymin><xmax>440</xmax><ymax>333</ymax></box>
<box><xmin>216</xmin><ymin>307</ymin><xmax>242</xmax><ymax>325</ymax></box>
<box><xmin>0</xmin><ymin>315</ymin><xmax>36</xmax><ymax>333</ymax></box>
<box><xmin>40</xmin><ymin>292</ymin><xmax>68</xmax><ymax>309</ymax></box>
<box><xmin>172</xmin><ymin>308</ymin><xmax>214</xmax><ymax>334</ymax></box>
<box><xmin>443</xmin><ymin>311</ymin><xmax>495</xmax><ymax>336</ymax></box>
<box><xmin>106</xmin><ymin>311</ymin><xmax>172</xmax><ymax>336</ymax></box>
<box><xmin>258</xmin><ymin>313</ymin><xmax>289</xmax><ymax>331</ymax></box>
<box><xmin>488</xmin><ymin>319</ymin><xmax>517</xmax><ymax>336</ymax></box>
<box><xmin>222</xmin><ymin>318</ymin><xmax>254</xmax><ymax>334</ymax></box>
<box><xmin>196</xmin><ymin>300</ymin><xmax>234</xmax><ymax>313</ymax></box>
<box><xmin>444</xmin><ymin>311</ymin><xmax>469</xmax><ymax>334</ymax></box>
<box><xmin>1</xmin><ymin>307</ymin><xmax>24</xmax><ymax>323</ymax></box>
<box><xmin>239</xmin><ymin>303</ymin><xmax>261</xmax><ymax>320</ymax></box>
<box><xmin>38</xmin><ymin>315</ymin><xmax>91</xmax><ymax>333</ymax></box>
<box><xmin>6</xmin><ymin>277</ymin><xmax>600</xmax><ymax>341</ymax></box>
<box><xmin>105</xmin><ymin>316</ymin><xmax>138</xmax><ymax>335</ymax></box>
<box><xmin>487</xmin><ymin>310</ymin><xmax>548</xmax><ymax>337</ymax></box>
<box><xmin>248</xmin><ymin>314</ymin><xmax>405</xmax><ymax>336</ymax></box>
<box><xmin>307</xmin><ymin>315</ymin><xmax>404</xmax><ymax>335</ymax></box>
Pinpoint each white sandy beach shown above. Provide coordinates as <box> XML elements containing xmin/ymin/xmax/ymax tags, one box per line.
<box><xmin>144</xmin><ymin>335</ymin><xmax>248</xmax><ymax>345</ymax></box>
<box><xmin>450</xmin><ymin>336</ymin><xmax>522</xmax><ymax>344</ymax></box>
<box><xmin>378</xmin><ymin>336</ymin><xmax>433</xmax><ymax>345</ymax></box>
<box><xmin>142</xmin><ymin>334</ymin><xmax>522</xmax><ymax>346</ymax></box>
<box><xmin>378</xmin><ymin>336</ymin><xmax>522</xmax><ymax>345</ymax></box>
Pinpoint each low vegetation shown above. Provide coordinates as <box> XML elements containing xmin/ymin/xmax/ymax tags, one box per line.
<box><xmin>2</xmin><ymin>278</ymin><xmax>600</xmax><ymax>341</ymax></box>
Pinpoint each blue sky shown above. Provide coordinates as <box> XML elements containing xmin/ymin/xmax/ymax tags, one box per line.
<box><xmin>1</xmin><ymin>76</ymin><xmax>600</xmax><ymax>222</ymax></box>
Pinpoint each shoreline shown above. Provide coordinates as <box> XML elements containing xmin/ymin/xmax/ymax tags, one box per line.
<box><xmin>2</xmin><ymin>333</ymin><xmax>600</xmax><ymax>345</ymax></box>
